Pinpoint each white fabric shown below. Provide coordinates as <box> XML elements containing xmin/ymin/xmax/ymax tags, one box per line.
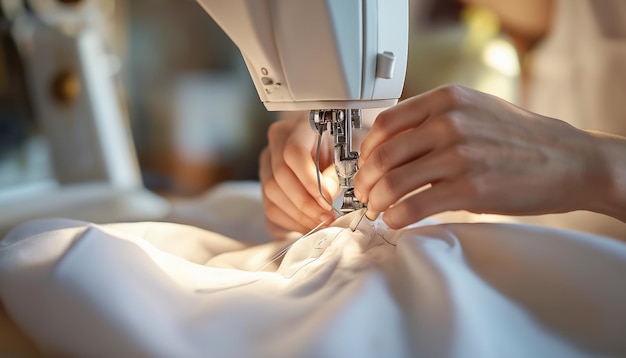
<box><xmin>1</xmin><ymin>206</ymin><xmax>626</xmax><ymax>357</ymax></box>
<box><xmin>166</xmin><ymin>181</ymin><xmax>274</xmax><ymax>246</ymax></box>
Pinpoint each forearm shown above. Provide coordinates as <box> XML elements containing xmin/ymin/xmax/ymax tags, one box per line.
<box><xmin>585</xmin><ymin>131</ymin><xmax>626</xmax><ymax>222</ymax></box>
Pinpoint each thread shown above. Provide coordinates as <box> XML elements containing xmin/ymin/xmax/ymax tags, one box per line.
<box><xmin>255</xmin><ymin>217</ymin><xmax>332</xmax><ymax>272</ymax></box>
<box><xmin>251</xmin><ymin>127</ymin><xmax>351</xmax><ymax>273</ymax></box>
<box><xmin>350</xmin><ymin>208</ymin><xmax>369</xmax><ymax>232</ymax></box>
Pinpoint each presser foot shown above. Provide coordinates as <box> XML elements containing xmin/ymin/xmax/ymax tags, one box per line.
<box><xmin>340</xmin><ymin>188</ymin><xmax>366</xmax><ymax>214</ymax></box>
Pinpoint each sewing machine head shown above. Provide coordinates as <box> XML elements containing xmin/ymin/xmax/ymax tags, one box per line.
<box><xmin>196</xmin><ymin>0</ymin><xmax>408</xmax><ymax>213</ymax></box>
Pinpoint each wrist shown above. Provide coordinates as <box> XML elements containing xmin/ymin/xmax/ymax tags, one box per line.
<box><xmin>585</xmin><ymin>131</ymin><xmax>626</xmax><ymax>222</ymax></box>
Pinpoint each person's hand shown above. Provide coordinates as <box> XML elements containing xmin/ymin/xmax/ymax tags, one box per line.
<box><xmin>354</xmin><ymin>84</ymin><xmax>607</xmax><ymax>228</ymax></box>
<box><xmin>259</xmin><ymin>111</ymin><xmax>339</xmax><ymax>240</ymax></box>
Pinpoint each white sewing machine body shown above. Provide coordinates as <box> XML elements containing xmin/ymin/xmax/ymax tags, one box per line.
<box><xmin>196</xmin><ymin>0</ymin><xmax>408</xmax><ymax>111</ymax></box>
<box><xmin>0</xmin><ymin>0</ymin><xmax>408</xmax><ymax>232</ymax></box>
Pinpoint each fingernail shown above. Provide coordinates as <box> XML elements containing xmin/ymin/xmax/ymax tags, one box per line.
<box><xmin>366</xmin><ymin>210</ymin><xmax>379</xmax><ymax>221</ymax></box>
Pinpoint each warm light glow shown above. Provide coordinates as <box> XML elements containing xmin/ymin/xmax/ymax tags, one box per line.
<box><xmin>482</xmin><ymin>39</ymin><xmax>520</xmax><ymax>78</ymax></box>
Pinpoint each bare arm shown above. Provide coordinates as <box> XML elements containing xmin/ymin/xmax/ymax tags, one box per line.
<box><xmin>588</xmin><ymin>132</ymin><xmax>626</xmax><ymax>223</ymax></box>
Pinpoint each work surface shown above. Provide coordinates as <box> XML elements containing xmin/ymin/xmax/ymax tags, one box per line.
<box><xmin>1</xmin><ymin>184</ymin><xmax>625</xmax><ymax>357</ymax></box>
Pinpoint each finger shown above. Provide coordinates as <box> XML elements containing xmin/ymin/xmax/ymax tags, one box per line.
<box><xmin>355</xmin><ymin>114</ymin><xmax>463</xmax><ymax>203</ymax></box>
<box><xmin>267</xmin><ymin>120</ymin><xmax>334</xmax><ymax>218</ymax></box>
<box><xmin>366</xmin><ymin>147</ymin><xmax>468</xmax><ymax>214</ymax></box>
<box><xmin>382</xmin><ymin>180</ymin><xmax>469</xmax><ymax>229</ymax></box>
<box><xmin>282</xmin><ymin>125</ymin><xmax>335</xmax><ymax>210</ymax></box>
<box><xmin>355</xmin><ymin>127</ymin><xmax>432</xmax><ymax>204</ymax></box>
<box><xmin>321</xmin><ymin>164</ymin><xmax>340</xmax><ymax>201</ymax></box>
<box><xmin>260</xmin><ymin>147</ymin><xmax>325</xmax><ymax>229</ymax></box>
<box><xmin>263</xmin><ymin>198</ymin><xmax>312</xmax><ymax>235</ymax></box>
<box><xmin>263</xmin><ymin>176</ymin><xmax>324</xmax><ymax>229</ymax></box>
<box><xmin>271</xmin><ymin>158</ymin><xmax>332</xmax><ymax>221</ymax></box>
<box><xmin>361</xmin><ymin>85</ymin><xmax>469</xmax><ymax>161</ymax></box>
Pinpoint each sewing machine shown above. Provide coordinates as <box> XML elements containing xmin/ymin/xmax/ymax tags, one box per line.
<box><xmin>196</xmin><ymin>0</ymin><xmax>409</xmax><ymax>213</ymax></box>
<box><xmin>0</xmin><ymin>0</ymin><xmax>407</xmax><ymax>234</ymax></box>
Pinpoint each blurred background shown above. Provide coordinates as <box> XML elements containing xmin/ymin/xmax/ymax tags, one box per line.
<box><xmin>0</xmin><ymin>0</ymin><xmax>519</xmax><ymax>230</ymax></box>
<box><xmin>1</xmin><ymin>0</ymin><xmax>275</xmax><ymax>199</ymax></box>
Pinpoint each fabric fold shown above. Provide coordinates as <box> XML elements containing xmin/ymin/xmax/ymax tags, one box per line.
<box><xmin>1</xmin><ymin>212</ymin><xmax>625</xmax><ymax>357</ymax></box>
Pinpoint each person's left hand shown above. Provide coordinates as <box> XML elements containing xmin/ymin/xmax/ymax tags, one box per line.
<box><xmin>258</xmin><ymin>112</ymin><xmax>339</xmax><ymax>239</ymax></box>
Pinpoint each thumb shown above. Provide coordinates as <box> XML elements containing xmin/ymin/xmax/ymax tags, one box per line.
<box><xmin>321</xmin><ymin>165</ymin><xmax>340</xmax><ymax>200</ymax></box>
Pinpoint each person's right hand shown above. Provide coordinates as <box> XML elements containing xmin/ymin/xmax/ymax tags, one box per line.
<box><xmin>354</xmin><ymin>85</ymin><xmax>614</xmax><ymax>228</ymax></box>
<box><xmin>259</xmin><ymin>111</ymin><xmax>340</xmax><ymax>240</ymax></box>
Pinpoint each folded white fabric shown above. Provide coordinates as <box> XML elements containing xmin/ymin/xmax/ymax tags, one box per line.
<box><xmin>1</xmin><ymin>212</ymin><xmax>625</xmax><ymax>357</ymax></box>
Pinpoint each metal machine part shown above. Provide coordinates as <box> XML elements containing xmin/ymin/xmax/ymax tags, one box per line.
<box><xmin>309</xmin><ymin>109</ymin><xmax>366</xmax><ymax>214</ymax></box>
